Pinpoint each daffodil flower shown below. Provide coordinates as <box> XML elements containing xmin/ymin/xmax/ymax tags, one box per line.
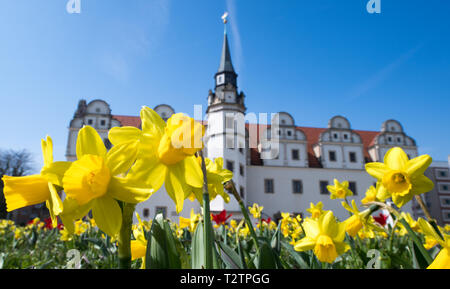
<box><xmin>365</xmin><ymin>147</ymin><xmax>433</xmax><ymax>207</ymax></box>
<box><xmin>187</xmin><ymin>157</ymin><xmax>233</xmax><ymax>203</ymax></box>
<box><xmin>307</xmin><ymin>201</ymin><xmax>325</xmax><ymax>219</ymax></box>
<box><xmin>179</xmin><ymin>208</ymin><xmax>201</xmax><ymax>233</ymax></box>
<box><xmin>294</xmin><ymin>211</ymin><xmax>350</xmax><ymax>264</ymax></box>
<box><xmin>108</xmin><ymin>106</ymin><xmax>205</xmax><ymax>213</ymax></box>
<box><xmin>327</xmin><ymin>179</ymin><xmax>353</xmax><ymax>199</ymax></box>
<box><xmin>61</xmin><ymin>126</ymin><xmax>153</xmax><ymax>237</ymax></box>
<box><xmin>131</xmin><ymin>213</ymin><xmax>148</xmax><ymax>269</ymax></box>
<box><xmin>249</xmin><ymin>203</ymin><xmax>263</xmax><ymax>219</ymax></box>
<box><xmin>418</xmin><ymin>218</ymin><xmax>450</xmax><ymax>269</ymax></box>
<box><xmin>341</xmin><ymin>199</ymin><xmax>382</xmax><ymax>238</ymax></box>
<box><xmin>2</xmin><ymin>136</ymin><xmax>71</xmax><ymax>227</ymax></box>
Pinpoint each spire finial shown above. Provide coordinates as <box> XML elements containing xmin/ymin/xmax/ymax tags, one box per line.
<box><xmin>221</xmin><ymin>12</ymin><xmax>229</xmax><ymax>34</ymax></box>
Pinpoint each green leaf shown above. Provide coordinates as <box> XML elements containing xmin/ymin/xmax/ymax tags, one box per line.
<box><xmin>256</xmin><ymin>242</ymin><xmax>278</xmax><ymax>269</ymax></box>
<box><xmin>409</xmin><ymin>240</ymin><xmax>429</xmax><ymax>269</ymax></box>
<box><xmin>218</xmin><ymin>241</ymin><xmax>242</xmax><ymax>269</ymax></box>
<box><xmin>281</xmin><ymin>241</ymin><xmax>310</xmax><ymax>269</ymax></box>
<box><xmin>145</xmin><ymin>213</ymin><xmax>181</xmax><ymax>269</ymax></box>
<box><xmin>191</xmin><ymin>221</ymin><xmax>205</xmax><ymax>269</ymax></box>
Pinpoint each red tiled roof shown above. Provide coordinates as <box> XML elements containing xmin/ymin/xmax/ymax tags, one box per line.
<box><xmin>113</xmin><ymin>115</ymin><xmax>141</xmax><ymax>128</ymax></box>
<box><xmin>112</xmin><ymin>115</ymin><xmax>380</xmax><ymax>167</ymax></box>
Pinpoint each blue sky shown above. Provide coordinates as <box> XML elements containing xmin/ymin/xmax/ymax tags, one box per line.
<box><xmin>0</xmin><ymin>0</ymin><xmax>449</xmax><ymax>172</ymax></box>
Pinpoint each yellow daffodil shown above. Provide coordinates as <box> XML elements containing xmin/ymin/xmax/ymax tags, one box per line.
<box><xmin>424</xmin><ymin>236</ymin><xmax>439</xmax><ymax>250</ymax></box>
<box><xmin>187</xmin><ymin>157</ymin><xmax>233</xmax><ymax>203</ymax></box>
<box><xmin>327</xmin><ymin>179</ymin><xmax>353</xmax><ymax>199</ymax></box>
<box><xmin>2</xmin><ymin>136</ymin><xmax>71</xmax><ymax>227</ymax></box>
<box><xmin>109</xmin><ymin>107</ymin><xmax>205</xmax><ymax>213</ymax></box>
<box><xmin>400</xmin><ymin>212</ymin><xmax>420</xmax><ymax>232</ymax></box>
<box><xmin>280</xmin><ymin>213</ymin><xmax>303</xmax><ymax>239</ymax></box>
<box><xmin>179</xmin><ymin>208</ymin><xmax>201</xmax><ymax>233</ymax></box>
<box><xmin>131</xmin><ymin>213</ymin><xmax>148</xmax><ymax>269</ymax></box>
<box><xmin>59</xmin><ymin>228</ymin><xmax>72</xmax><ymax>241</ymax></box>
<box><xmin>307</xmin><ymin>202</ymin><xmax>325</xmax><ymax>219</ymax></box>
<box><xmin>61</xmin><ymin>126</ymin><xmax>153</xmax><ymax>237</ymax></box>
<box><xmin>294</xmin><ymin>211</ymin><xmax>350</xmax><ymax>263</ymax></box>
<box><xmin>342</xmin><ymin>199</ymin><xmax>382</xmax><ymax>238</ymax></box>
<box><xmin>365</xmin><ymin>147</ymin><xmax>433</xmax><ymax>207</ymax></box>
<box><xmin>249</xmin><ymin>203</ymin><xmax>263</xmax><ymax>219</ymax></box>
<box><xmin>418</xmin><ymin>218</ymin><xmax>450</xmax><ymax>269</ymax></box>
<box><xmin>361</xmin><ymin>183</ymin><xmax>382</xmax><ymax>204</ymax></box>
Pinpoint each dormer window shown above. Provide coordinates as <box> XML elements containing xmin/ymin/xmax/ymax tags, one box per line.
<box><xmin>388</xmin><ymin>136</ymin><xmax>392</xmax><ymax>142</ymax></box>
<box><xmin>100</xmin><ymin>120</ymin><xmax>106</xmax><ymax>126</ymax></box>
<box><xmin>333</xmin><ymin>133</ymin><xmax>338</xmax><ymax>139</ymax></box>
<box><xmin>287</xmin><ymin>130</ymin><xmax>292</xmax><ymax>136</ymax></box>
<box><xmin>87</xmin><ymin>119</ymin><xmax>93</xmax><ymax>125</ymax></box>
<box><xmin>343</xmin><ymin>134</ymin><xmax>348</xmax><ymax>140</ymax></box>
<box><xmin>329</xmin><ymin>151</ymin><xmax>337</xmax><ymax>162</ymax></box>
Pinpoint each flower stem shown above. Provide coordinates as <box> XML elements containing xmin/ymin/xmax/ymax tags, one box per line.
<box><xmin>199</xmin><ymin>151</ymin><xmax>214</xmax><ymax>269</ymax></box>
<box><xmin>225</xmin><ymin>180</ymin><xmax>260</xmax><ymax>251</ymax></box>
<box><xmin>118</xmin><ymin>202</ymin><xmax>136</xmax><ymax>269</ymax></box>
<box><xmin>398</xmin><ymin>217</ymin><xmax>433</xmax><ymax>265</ymax></box>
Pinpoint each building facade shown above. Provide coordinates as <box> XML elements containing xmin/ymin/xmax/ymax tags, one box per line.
<box><xmin>65</xmin><ymin>30</ymin><xmax>431</xmax><ymax>223</ymax></box>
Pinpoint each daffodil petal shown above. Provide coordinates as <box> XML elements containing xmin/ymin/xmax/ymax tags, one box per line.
<box><xmin>184</xmin><ymin>156</ymin><xmax>204</xmax><ymax>188</ymax></box>
<box><xmin>48</xmin><ymin>182</ymin><xmax>63</xmax><ymax>216</ymax></box>
<box><xmin>92</xmin><ymin>195</ymin><xmax>122</xmax><ymax>237</ymax></box>
<box><xmin>2</xmin><ymin>175</ymin><xmax>50</xmax><ymax>212</ymax></box>
<box><xmin>321</xmin><ymin>211</ymin><xmax>338</xmax><ymax>238</ymax></box>
<box><xmin>411</xmin><ymin>175</ymin><xmax>434</xmax><ymax>194</ymax></box>
<box><xmin>41</xmin><ymin>161</ymin><xmax>72</xmax><ymax>187</ymax></box>
<box><xmin>365</xmin><ymin>162</ymin><xmax>389</xmax><ymax>180</ymax></box>
<box><xmin>76</xmin><ymin>126</ymin><xmax>107</xmax><ymax>159</ymax></box>
<box><xmin>302</xmin><ymin>219</ymin><xmax>320</xmax><ymax>239</ymax></box>
<box><xmin>127</xmin><ymin>158</ymin><xmax>167</xmax><ymax>191</ymax></box>
<box><xmin>384</xmin><ymin>147</ymin><xmax>408</xmax><ymax>170</ymax></box>
<box><xmin>106</xmin><ymin>141</ymin><xmax>139</xmax><ymax>176</ymax></box>
<box><xmin>166</xmin><ymin>163</ymin><xmax>189</xmax><ymax>214</ymax></box>
<box><xmin>131</xmin><ymin>240</ymin><xmax>147</xmax><ymax>260</ymax></box>
<box><xmin>405</xmin><ymin>154</ymin><xmax>432</xmax><ymax>179</ymax></box>
<box><xmin>41</xmin><ymin>136</ymin><xmax>53</xmax><ymax>167</ymax></box>
<box><xmin>141</xmin><ymin>106</ymin><xmax>166</xmax><ymax>137</ymax></box>
<box><xmin>427</xmin><ymin>248</ymin><xmax>450</xmax><ymax>269</ymax></box>
<box><xmin>294</xmin><ymin>237</ymin><xmax>316</xmax><ymax>252</ymax></box>
<box><xmin>108</xmin><ymin>177</ymin><xmax>154</xmax><ymax>204</ymax></box>
<box><xmin>108</xmin><ymin>126</ymin><xmax>142</xmax><ymax>146</ymax></box>
<box><xmin>59</xmin><ymin>197</ymin><xmax>92</xmax><ymax>234</ymax></box>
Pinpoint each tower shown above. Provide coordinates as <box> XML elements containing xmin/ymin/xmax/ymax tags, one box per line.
<box><xmin>205</xmin><ymin>15</ymin><xmax>247</xmax><ymax>214</ymax></box>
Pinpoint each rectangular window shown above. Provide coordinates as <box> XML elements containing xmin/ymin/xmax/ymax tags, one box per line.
<box><xmin>100</xmin><ymin>119</ymin><xmax>106</xmax><ymax>126</ymax></box>
<box><xmin>264</xmin><ymin>179</ymin><xmax>274</xmax><ymax>194</ymax></box>
<box><xmin>226</xmin><ymin>116</ymin><xmax>234</xmax><ymax>129</ymax></box>
<box><xmin>349</xmin><ymin>181</ymin><xmax>357</xmax><ymax>195</ymax></box>
<box><xmin>226</xmin><ymin>136</ymin><xmax>234</xmax><ymax>149</ymax></box>
<box><xmin>349</xmin><ymin>152</ymin><xmax>357</xmax><ymax>163</ymax></box>
<box><xmin>240</xmin><ymin>186</ymin><xmax>245</xmax><ymax>198</ymax></box>
<box><xmin>239</xmin><ymin>164</ymin><xmax>244</xmax><ymax>176</ymax></box>
<box><xmin>438</xmin><ymin>170</ymin><xmax>448</xmax><ymax>178</ymax></box>
<box><xmin>292</xmin><ymin>180</ymin><xmax>303</xmax><ymax>194</ymax></box>
<box><xmin>155</xmin><ymin>206</ymin><xmax>167</xmax><ymax>218</ymax></box>
<box><xmin>226</xmin><ymin>160</ymin><xmax>234</xmax><ymax>172</ymax></box>
<box><xmin>292</xmin><ymin>149</ymin><xmax>300</xmax><ymax>160</ymax></box>
<box><xmin>320</xmin><ymin>181</ymin><xmax>329</xmax><ymax>195</ymax></box>
<box><xmin>87</xmin><ymin>119</ymin><xmax>93</xmax><ymax>125</ymax></box>
<box><xmin>143</xmin><ymin>208</ymin><xmax>150</xmax><ymax>218</ymax></box>
<box><xmin>329</xmin><ymin>151</ymin><xmax>336</xmax><ymax>162</ymax></box>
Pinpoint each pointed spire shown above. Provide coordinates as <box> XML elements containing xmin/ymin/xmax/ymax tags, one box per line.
<box><xmin>218</xmin><ymin>32</ymin><xmax>235</xmax><ymax>74</ymax></box>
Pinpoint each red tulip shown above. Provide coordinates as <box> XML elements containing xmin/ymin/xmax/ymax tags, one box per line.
<box><xmin>211</xmin><ymin>209</ymin><xmax>232</xmax><ymax>225</ymax></box>
<box><xmin>373</xmin><ymin>213</ymin><xmax>388</xmax><ymax>226</ymax></box>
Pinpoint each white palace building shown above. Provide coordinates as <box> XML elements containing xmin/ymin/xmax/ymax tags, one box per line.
<box><xmin>65</xmin><ymin>31</ymin><xmax>420</xmax><ymax>222</ymax></box>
